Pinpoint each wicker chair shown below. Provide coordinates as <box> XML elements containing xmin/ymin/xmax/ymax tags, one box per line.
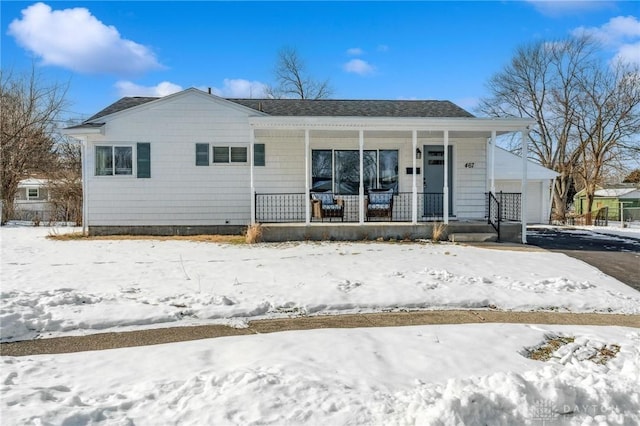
<box><xmin>365</xmin><ymin>189</ymin><xmax>394</xmax><ymax>221</ymax></box>
<box><xmin>310</xmin><ymin>191</ymin><xmax>344</xmax><ymax>221</ymax></box>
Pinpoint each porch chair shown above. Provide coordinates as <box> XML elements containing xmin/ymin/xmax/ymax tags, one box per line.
<box><xmin>310</xmin><ymin>191</ymin><xmax>344</xmax><ymax>221</ymax></box>
<box><xmin>365</xmin><ymin>188</ymin><xmax>394</xmax><ymax>221</ymax></box>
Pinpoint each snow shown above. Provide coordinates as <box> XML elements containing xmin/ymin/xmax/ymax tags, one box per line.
<box><xmin>2</xmin><ymin>324</ymin><xmax>639</xmax><ymax>424</ymax></box>
<box><xmin>572</xmin><ymin>222</ymin><xmax>640</xmax><ymax>240</ymax></box>
<box><xmin>2</xmin><ymin>226</ymin><xmax>639</xmax><ymax>343</ymax></box>
<box><xmin>2</xmin><ymin>225</ymin><xmax>640</xmax><ymax>425</ymax></box>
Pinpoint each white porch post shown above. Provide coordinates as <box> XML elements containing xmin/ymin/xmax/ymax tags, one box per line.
<box><xmin>490</xmin><ymin>130</ymin><xmax>496</xmax><ymax>194</ymax></box>
<box><xmin>412</xmin><ymin>130</ymin><xmax>418</xmax><ymax>224</ymax></box>
<box><xmin>359</xmin><ymin>130</ymin><xmax>365</xmax><ymax>224</ymax></box>
<box><xmin>521</xmin><ymin>128</ymin><xmax>529</xmax><ymax>243</ymax></box>
<box><xmin>305</xmin><ymin>129</ymin><xmax>310</xmax><ymax>225</ymax></box>
<box><xmin>80</xmin><ymin>137</ymin><xmax>88</xmax><ymax>235</ymax></box>
<box><xmin>443</xmin><ymin>130</ymin><xmax>449</xmax><ymax>225</ymax></box>
<box><xmin>249</xmin><ymin>128</ymin><xmax>256</xmax><ymax>225</ymax></box>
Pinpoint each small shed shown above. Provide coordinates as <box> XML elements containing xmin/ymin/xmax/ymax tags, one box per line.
<box><xmin>574</xmin><ymin>186</ymin><xmax>640</xmax><ymax>221</ymax></box>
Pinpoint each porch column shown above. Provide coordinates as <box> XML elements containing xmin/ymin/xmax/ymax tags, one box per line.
<box><xmin>250</xmin><ymin>127</ymin><xmax>256</xmax><ymax>225</ymax></box>
<box><xmin>490</xmin><ymin>130</ymin><xmax>496</xmax><ymax>194</ymax></box>
<box><xmin>359</xmin><ymin>130</ymin><xmax>365</xmax><ymax>224</ymax></box>
<box><xmin>412</xmin><ymin>130</ymin><xmax>418</xmax><ymax>224</ymax></box>
<box><xmin>521</xmin><ymin>128</ymin><xmax>529</xmax><ymax>243</ymax></box>
<box><xmin>305</xmin><ymin>129</ymin><xmax>310</xmax><ymax>225</ymax></box>
<box><xmin>80</xmin><ymin>137</ymin><xmax>88</xmax><ymax>235</ymax></box>
<box><xmin>443</xmin><ymin>130</ymin><xmax>449</xmax><ymax>225</ymax></box>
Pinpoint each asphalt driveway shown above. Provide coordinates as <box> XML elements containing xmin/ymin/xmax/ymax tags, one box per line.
<box><xmin>527</xmin><ymin>227</ymin><xmax>640</xmax><ymax>291</ymax></box>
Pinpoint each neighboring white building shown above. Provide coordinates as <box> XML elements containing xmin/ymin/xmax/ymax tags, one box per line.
<box><xmin>13</xmin><ymin>178</ymin><xmax>53</xmax><ymax>221</ymax></box>
<box><xmin>64</xmin><ymin>88</ymin><xmax>539</xmax><ymax>241</ymax></box>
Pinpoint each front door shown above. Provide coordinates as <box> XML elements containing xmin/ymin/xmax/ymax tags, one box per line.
<box><xmin>423</xmin><ymin>145</ymin><xmax>453</xmax><ymax>217</ymax></box>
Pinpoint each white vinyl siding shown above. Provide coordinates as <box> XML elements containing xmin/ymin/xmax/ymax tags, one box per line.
<box><xmin>84</xmin><ymin>92</ymin><xmax>252</xmax><ymax>226</ymax></box>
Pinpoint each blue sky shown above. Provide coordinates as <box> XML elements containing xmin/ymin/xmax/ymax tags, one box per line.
<box><xmin>2</xmin><ymin>1</ymin><xmax>639</xmax><ymax>120</ymax></box>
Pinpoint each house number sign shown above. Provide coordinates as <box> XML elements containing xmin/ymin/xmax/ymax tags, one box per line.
<box><xmin>464</xmin><ymin>162</ymin><xmax>475</xmax><ymax>168</ymax></box>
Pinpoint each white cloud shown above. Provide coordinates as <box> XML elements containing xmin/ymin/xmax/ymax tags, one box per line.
<box><xmin>346</xmin><ymin>47</ymin><xmax>364</xmax><ymax>56</ymax></box>
<box><xmin>8</xmin><ymin>2</ymin><xmax>162</xmax><ymax>76</ymax></box>
<box><xmin>115</xmin><ymin>81</ymin><xmax>182</xmax><ymax>97</ymax></box>
<box><xmin>614</xmin><ymin>41</ymin><xmax>640</xmax><ymax>66</ymax></box>
<box><xmin>377</xmin><ymin>44</ymin><xmax>389</xmax><ymax>52</ymax></box>
<box><xmin>526</xmin><ymin>0</ymin><xmax>616</xmax><ymax>17</ymax></box>
<box><xmin>210</xmin><ymin>79</ymin><xmax>269</xmax><ymax>98</ymax></box>
<box><xmin>343</xmin><ymin>59</ymin><xmax>375</xmax><ymax>75</ymax></box>
<box><xmin>573</xmin><ymin>16</ymin><xmax>640</xmax><ymax>66</ymax></box>
<box><xmin>573</xmin><ymin>15</ymin><xmax>640</xmax><ymax>45</ymax></box>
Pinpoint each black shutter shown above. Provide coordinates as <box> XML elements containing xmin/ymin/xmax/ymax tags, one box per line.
<box><xmin>254</xmin><ymin>143</ymin><xmax>265</xmax><ymax>166</ymax></box>
<box><xmin>196</xmin><ymin>143</ymin><xmax>209</xmax><ymax>166</ymax></box>
<box><xmin>137</xmin><ymin>143</ymin><xmax>151</xmax><ymax>178</ymax></box>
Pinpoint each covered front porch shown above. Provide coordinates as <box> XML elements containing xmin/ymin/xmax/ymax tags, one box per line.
<box><xmin>248</xmin><ymin>116</ymin><xmax>533</xmax><ymax>243</ymax></box>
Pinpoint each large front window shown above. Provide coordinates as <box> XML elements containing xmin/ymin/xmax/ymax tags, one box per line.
<box><xmin>312</xmin><ymin>149</ymin><xmax>398</xmax><ymax>195</ymax></box>
<box><xmin>96</xmin><ymin>146</ymin><xmax>132</xmax><ymax>176</ymax></box>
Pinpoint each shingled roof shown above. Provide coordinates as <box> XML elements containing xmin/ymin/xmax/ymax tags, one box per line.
<box><xmin>85</xmin><ymin>95</ymin><xmax>474</xmax><ymax>123</ymax></box>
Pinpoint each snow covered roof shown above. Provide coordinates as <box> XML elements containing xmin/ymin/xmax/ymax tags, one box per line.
<box><xmin>493</xmin><ymin>147</ymin><xmax>558</xmax><ymax>181</ymax></box>
<box><xmin>18</xmin><ymin>178</ymin><xmax>48</xmax><ymax>187</ymax></box>
<box><xmin>594</xmin><ymin>188</ymin><xmax>640</xmax><ymax>198</ymax></box>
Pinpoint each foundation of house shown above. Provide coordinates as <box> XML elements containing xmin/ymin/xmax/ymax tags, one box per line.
<box><xmin>88</xmin><ymin>221</ymin><xmax>522</xmax><ymax>243</ymax></box>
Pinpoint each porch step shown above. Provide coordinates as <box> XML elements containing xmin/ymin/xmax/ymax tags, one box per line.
<box><xmin>448</xmin><ymin>232</ymin><xmax>498</xmax><ymax>243</ymax></box>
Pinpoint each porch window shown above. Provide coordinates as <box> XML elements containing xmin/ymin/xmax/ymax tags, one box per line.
<box><xmin>96</xmin><ymin>146</ymin><xmax>132</xmax><ymax>176</ymax></box>
<box><xmin>312</xmin><ymin>149</ymin><xmax>398</xmax><ymax>195</ymax></box>
<box><xmin>311</xmin><ymin>150</ymin><xmax>333</xmax><ymax>191</ymax></box>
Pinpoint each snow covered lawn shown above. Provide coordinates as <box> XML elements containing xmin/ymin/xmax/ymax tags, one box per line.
<box><xmin>2</xmin><ymin>226</ymin><xmax>640</xmax><ymax>425</ymax></box>
<box><xmin>2</xmin><ymin>226</ymin><xmax>639</xmax><ymax>343</ymax></box>
<box><xmin>2</xmin><ymin>324</ymin><xmax>639</xmax><ymax>424</ymax></box>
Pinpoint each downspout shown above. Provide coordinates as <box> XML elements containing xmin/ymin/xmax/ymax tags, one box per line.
<box><xmin>521</xmin><ymin>128</ymin><xmax>529</xmax><ymax>243</ymax></box>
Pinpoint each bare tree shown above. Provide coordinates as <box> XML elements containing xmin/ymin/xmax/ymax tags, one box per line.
<box><xmin>573</xmin><ymin>61</ymin><xmax>640</xmax><ymax>214</ymax></box>
<box><xmin>1</xmin><ymin>67</ymin><xmax>68</xmax><ymax>224</ymax></box>
<box><xmin>622</xmin><ymin>169</ymin><xmax>640</xmax><ymax>183</ymax></box>
<box><xmin>266</xmin><ymin>47</ymin><xmax>332</xmax><ymax>99</ymax></box>
<box><xmin>47</xmin><ymin>136</ymin><xmax>82</xmax><ymax>224</ymax></box>
<box><xmin>477</xmin><ymin>36</ymin><xmax>640</xmax><ymax>221</ymax></box>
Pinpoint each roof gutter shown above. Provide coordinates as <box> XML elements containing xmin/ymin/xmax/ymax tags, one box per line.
<box><xmin>248</xmin><ymin>116</ymin><xmax>534</xmax><ymax>132</ymax></box>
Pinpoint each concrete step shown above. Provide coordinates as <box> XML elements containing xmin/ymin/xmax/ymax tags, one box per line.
<box><xmin>448</xmin><ymin>232</ymin><xmax>498</xmax><ymax>243</ymax></box>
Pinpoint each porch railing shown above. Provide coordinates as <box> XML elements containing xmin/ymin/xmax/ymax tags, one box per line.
<box><xmin>487</xmin><ymin>192</ymin><xmax>501</xmax><ymax>239</ymax></box>
<box><xmin>484</xmin><ymin>192</ymin><xmax>521</xmax><ymax>222</ymax></box>
<box><xmin>255</xmin><ymin>192</ymin><xmax>445</xmax><ymax>223</ymax></box>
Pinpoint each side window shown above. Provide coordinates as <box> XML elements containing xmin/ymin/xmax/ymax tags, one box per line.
<box><xmin>196</xmin><ymin>143</ymin><xmax>209</xmax><ymax>166</ymax></box>
<box><xmin>230</xmin><ymin>147</ymin><xmax>247</xmax><ymax>163</ymax></box>
<box><xmin>27</xmin><ymin>188</ymin><xmax>39</xmax><ymax>199</ymax></box>
<box><xmin>213</xmin><ymin>146</ymin><xmax>230</xmax><ymax>163</ymax></box>
<box><xmin>212</xmin><ymin>146</ymin><xmax>248</xmax><ymax>164</ymax></box>
<box><xmin>96</xmin><ymin>145</ymin><xmax>132</xmax><ymax>176</ymax></box>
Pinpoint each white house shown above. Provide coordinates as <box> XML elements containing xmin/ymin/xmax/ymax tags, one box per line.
<box><xmin>64</xmin><ymin>88</ymin><xmax>539</xmax><ymax>242</ymax></box>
